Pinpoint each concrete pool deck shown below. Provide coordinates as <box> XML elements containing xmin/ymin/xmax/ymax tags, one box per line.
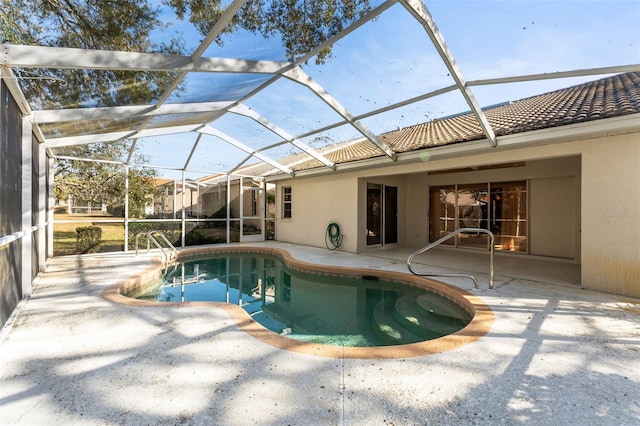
<box><xmin>1</xmin><ymin>242</ymin><xmax>639</xmax><ymax>425</ymax></box>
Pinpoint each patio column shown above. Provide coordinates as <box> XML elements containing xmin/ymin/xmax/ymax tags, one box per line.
<box><xmin>226</xmin><ymin>175</ymin><xmax>231</xmax><ymax>243</ymax></box>
<box><xmin>124</xmin><ymin>165</ymin><xmax>129</xmax><ymax>252</ymax></box>
<box><xmin>37</xmin><ymin>141</ymin><xmax>46</xmax><ymax>272</ymax></box>
<box><xmin>21</xmin><ymin>117</ymin><xmax>32</xmax><ymax>296</ymax></box>
<box><xmin>239</xmin><ymin>177</ymin><xmax>244</xmax><ymax>243</ymax></box>
<box><xmin>181</xmin><ymin>171</ymin><xmax>186</xmax><ymax>247</ymax></box>
<box><xmin>47</xmin><ymin>156</ymin><xmax>54</xmax><ymax>258</ymax></box>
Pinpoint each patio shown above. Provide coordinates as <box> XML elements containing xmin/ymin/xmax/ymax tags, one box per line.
<box><xmin>1</xmin><ymin>243</ymin><xmax>638</xmax><ymax>425</ymax></box>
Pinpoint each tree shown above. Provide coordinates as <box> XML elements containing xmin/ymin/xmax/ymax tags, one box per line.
<box><xmin>171</xmin><ymin>0</ymin><xmax>372</xmax><ymax>63</ymax></box>
<box><xmin>1</xmin><ymin>0</ymin><xmax>184</xmax><ymax>109</ymax></box>
<box><xmin>54</xmin><ymin>142</ymin><xmax>159</xmax><ymax>217</ymax></box>
<box><xmin>1</xmin><ymin>0</ymin><xmax>372</xmax><ymax>107</ymax></box>
<box><xmin>2</xmin><ymin>0</ymin><xmax>371</xmax><ymax>216</ymax></box>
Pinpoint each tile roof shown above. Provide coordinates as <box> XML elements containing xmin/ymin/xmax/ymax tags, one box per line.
<box><xmin>154</xmin><ymin>178</ymin><xmax>175</xmax><ymax>187</ymax></box>
<box><xmin>242</xmin><ymin>72</ymin><xmax>640</xmax><ymax>177</ymax></box>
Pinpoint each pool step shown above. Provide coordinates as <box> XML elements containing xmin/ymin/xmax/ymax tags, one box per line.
<box><xmin>415</xmin><ymin>293</ymin><xmax>471</xmax><ymax>322</ymax></box>
<box><xmin>371</xmin><ymin>300</ymin><xmax>425</xmax><ymax>345</ymax></box>
<box><xmin>393</xmin><ymin>294</ymin><xmax>467</xmax><ymax>338</ymax></box>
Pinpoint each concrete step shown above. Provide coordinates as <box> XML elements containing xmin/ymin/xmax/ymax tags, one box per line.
<box><xmin>393</xmin><ymin>294</ymin><xmax>468</xmax><ymax>338</ymax></box>
<box><xmin>370</xmin><ymin>300</ymin><xmax>424</xmax><ymax>345</ymax></box>
<box><xmin>415</xmin><ymin>293</ymin><xmax>472</xmax><ymax>322</ymax></box>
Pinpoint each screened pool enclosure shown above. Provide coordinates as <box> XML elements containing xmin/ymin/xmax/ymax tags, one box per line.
<box><xmin>1</xmin><ymin>0</ymin><xmax>638</xmax><ymax>325</ymax></box>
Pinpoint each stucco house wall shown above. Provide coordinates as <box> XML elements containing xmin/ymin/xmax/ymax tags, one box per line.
<box><xmin>580</xmin><ymin>133</ymin><xmax>639</xmax><ymax>297</ymax></box>
<box><xmin>275</xmin><ymin>173</ymin><xmax>359</xmax><ymax>252</ymax></box>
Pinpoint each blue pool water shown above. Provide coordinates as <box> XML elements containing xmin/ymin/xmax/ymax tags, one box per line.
<box><xmin>135</xmin><ymin>252</ymin><xmax>471</xmax><ymax>347</ymax></box>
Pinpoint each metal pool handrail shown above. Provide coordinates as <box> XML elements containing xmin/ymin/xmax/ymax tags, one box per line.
<box><xmin>135</xmin><ymin>230</ymin><xmax>178</xmax><ymax>264</ymax></box>
<box><xmin>407</xmin><ymin>228</ymin><xmax>494</xmax><ymax>290</ymax></box>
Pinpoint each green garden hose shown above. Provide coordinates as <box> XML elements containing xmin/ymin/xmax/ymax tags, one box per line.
<box><xmin>325</xmin><ymin>222</ymin><xmax>343</xmax><ymax>250</ymax></box>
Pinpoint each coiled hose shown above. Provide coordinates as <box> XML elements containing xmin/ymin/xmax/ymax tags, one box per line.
<box><xmin>325</xmin><ymin>222</ymin><xmax>343</xmax><ymax>250</ymax></box>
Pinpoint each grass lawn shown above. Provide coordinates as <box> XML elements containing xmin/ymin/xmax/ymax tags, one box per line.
<box><xmin>53</xmin><ymin>214</ymin><xmax>245</xmax><ymax>256</ymax></box>
<box><xmin>54</xmin><ymin>214</ymin><xmax>125</xmax><ymax>256</ymax></box>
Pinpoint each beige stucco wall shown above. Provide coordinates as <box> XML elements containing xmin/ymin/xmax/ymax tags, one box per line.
<box><xmin>273</xmin><ymin>130</ymin><xmax>640</xmax><ymax>297</ymax></box>
<box><xmin>529</xmin><ymin>176</ymin><xmax>577</xmax><ymax>259</ymax></box>
<box><xmin>580</xmin><ymin>133</ymin><xmax>640</xmax><ymax>298</ymax></box>
<box><xmin>275</xmin><ymin>173</ymin><xmax>359</xmax><ymax>252</ymax></box>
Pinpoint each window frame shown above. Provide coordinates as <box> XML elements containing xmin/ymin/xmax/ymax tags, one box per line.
<box><xmin>282</xmin><ymin>186</ymin><xmax>292</xmax><ymax>219</ymax></box>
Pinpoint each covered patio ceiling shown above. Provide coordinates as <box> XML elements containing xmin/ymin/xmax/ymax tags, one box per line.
<box><xmin>2</xmin><ymin>0</ymin><xmax>638</xmax><ymax>180</ymax></box>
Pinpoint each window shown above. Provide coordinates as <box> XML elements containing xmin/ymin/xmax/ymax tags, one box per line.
<box><xmin>251</xmin><ymin>189</ymin><xmax>258</xmax><ymax>216</ymax></box>
<box><xmin>282</xmin><ymin>186</ymin><xmax>292</xmax><ymax>219</ymax></box>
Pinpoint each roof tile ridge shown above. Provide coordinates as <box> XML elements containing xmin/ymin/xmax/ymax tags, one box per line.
<box><xmin>318</xmin><ymin>137</ymin><xmax>368</xmax><ymax>155</ymax></box>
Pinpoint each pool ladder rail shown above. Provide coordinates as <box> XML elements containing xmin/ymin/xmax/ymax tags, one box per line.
<box><xmin>407</xmin><ymin>228</ymin><xmax>495</xmax><ymax>290</ymax></box>
<box><xmin>135</xmin><ymin>230</ymin><xmax>178</xmax><ymax>265</ymax></box>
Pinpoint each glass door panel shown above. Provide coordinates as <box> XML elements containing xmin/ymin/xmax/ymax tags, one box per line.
<box><xmin>491</xmin><ymin>181</ymin><xmax>527</xmax><ymax>252</ymax></box>
<box><xmin>384</xmin><ymin>186</ymin><xmax>398</xmax><ymax>245</ymax></box>
<box><xmin>429</xmin><ymin>186</ymin><xmax>456</xmax><ymax>245</ymax></box>
<box><xmin>366</xmin><ymin>183</ymin><xmax>382</xmax><ymax>246</ymax></box>
<box><xmin>457</xmin><ymin>184</ymin><xmax>489</xmax><ymax>249</ymax></box>
<box><xmin>241</xmin><ymin>179</ymin><xmax>263</xmax><ymax>242</ymax></box>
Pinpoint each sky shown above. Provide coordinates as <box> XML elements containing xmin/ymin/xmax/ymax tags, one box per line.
<box><xmin>138</xmin><ymin>0</ymin><xmax>640</xmax><ymax>180</ymax></box>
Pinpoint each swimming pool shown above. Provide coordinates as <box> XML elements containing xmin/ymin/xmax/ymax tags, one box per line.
<box><xmin>104</xmin><ymin>246</ymin><xmax>494</xmax><ymax>358</ymax></box>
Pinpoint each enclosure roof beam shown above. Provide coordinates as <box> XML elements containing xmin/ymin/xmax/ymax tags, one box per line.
<box><xmin>132</xmin><ymin>125</ymin><xmax>205</xmax><ymax>139</ymax></box>
<box><xmin>183</xmin><ymin>133</ymin><xmax>204</xmax><ymax>170</ymax></box>
<box><xmin>125</xmin><ymin>138</ymin><xmax>138</xmax><ymax>165</ymax></box>
<box><xmin>229</xmin><ymin>104</ymin><xmax>336</xmax><ymax>170</ymax></box>
<box><xmin>52</xmin><ymin>155</ymin><xmax>125</xmax><ymax>165</ymax></box>
<box><xmin>0</xmin><ymin>67</ymin><xmax>33</xmax><ymax>115</ymax></box>
<box><xmin>198</xmin><ymin>125</ymin><xmax>294</xmax><ymax>176</ymax></box>
<box><xmin>179</xmin><ymin>1</ymin><xmax>398</xmax><ymax>157</ymax></box>
<box><xmin>283</xmin><ymin>67</ymin><xmax>396</xmax><ymax>160</ymax></box>
<box><xmin>399</xmin><ymin>0</ymin><xmax>497</xmax><ymax>147</ymax></box>
<box><xmin>33</xmin><ymin>102</ymin><xmax>234</xmax><ymax>124</ymax></box>
<box><xmin>2</xmin><ymin>44</ymin><xmax>287</xmax><ymax>74</ymax></box>
<box><xmin>45</xmin><ymin>133</ymin><xmax>136</xmax><ymax>148</ymax></box>
<box><xmin>152</xmin><ymin>0</ymin><xmax>250</xmax><ymax>111</ymax></box>
<box><xmin>467</xmin><ymin>64</ymin><xmax>640</xmax><ymax>86</ymax></box>
<box><xmin>124</xmin><ymin>0</ymin><xmax>250</xmax><ymax>161</ymax></box>
<box><xmin>45</xmin><ymin>125</ymin><xmax>202</xmax><ymax>148</ymax></box>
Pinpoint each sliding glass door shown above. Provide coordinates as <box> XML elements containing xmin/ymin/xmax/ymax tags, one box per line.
<box><xmin>366</xmin><ymin>183</ymin><xmax>382</xmax><ymax>246</ymax></box>
<box><xmin>366</xmin><ymin>183</ymin><xmax>397</xmax><ymax>246</ymax></box>
<box><xmin>429</xmin><ymin>181</ymin><xmax>527</xmax><ymax>252</ymax></box>
<box><xmin>457</xmin><ymin>183</ymin><xmax>489</xmax><ymax>249</ymax></box>
<box><xmin>384</xmin><ymin>186</ymin><xmax>398</xmax><ymax>245</ymax></box>
<box><xmin>429</xmin><ymin>186</ymin><xmax>456</xmax><ymax>246</ymax></box>
<box><xmin>490</xmin><ymin>182</ymin><xmax>527</xmax><ymax>251</ymax></box>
